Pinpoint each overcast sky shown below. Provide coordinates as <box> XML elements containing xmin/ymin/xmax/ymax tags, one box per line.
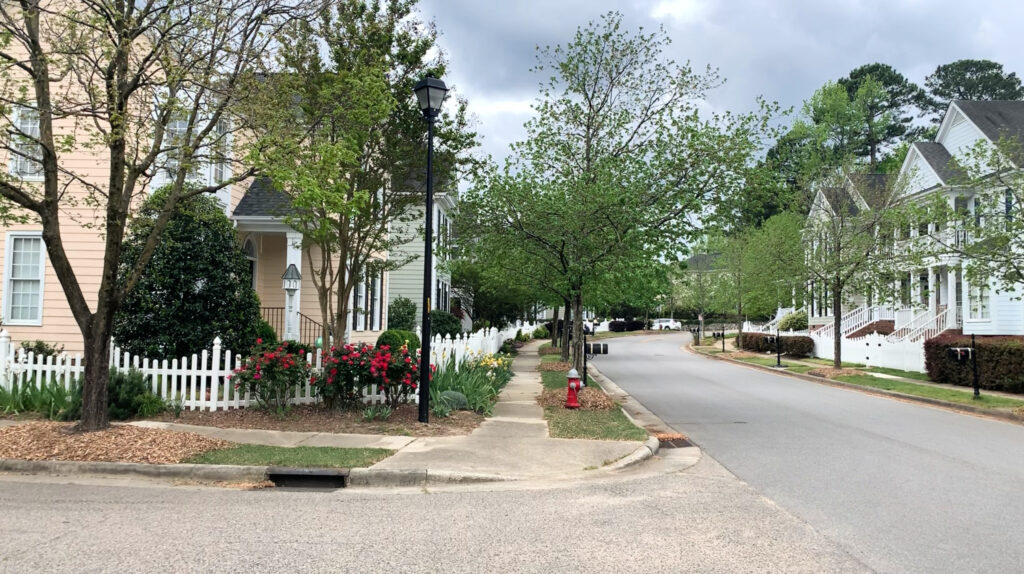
<box><xmin>417</xmin><ymin>0</ymin><xmax>1024</xmax><ymax>164</ymax></box>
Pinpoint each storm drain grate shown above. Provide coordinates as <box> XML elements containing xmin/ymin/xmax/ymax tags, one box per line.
<box><xmin>658</xmin><ymin>437</ymin><xmax>693</xmax><ymax>449</ymax></box>
<box><xmin>267</xmin><ymin>467</ymin><xmax>349</xmax><ymax>489</ymax></box>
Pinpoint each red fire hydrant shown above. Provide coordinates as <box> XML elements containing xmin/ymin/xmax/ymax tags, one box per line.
<box><xmin>565</xmin><ymin>368</ymin><xmax>581</xmax><ymax>409</ymax></box>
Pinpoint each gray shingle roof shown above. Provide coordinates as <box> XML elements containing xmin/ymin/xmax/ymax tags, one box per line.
<box><xmin>846</xmin><ymin>173</ymin><xmax>891</xmax><ymax>210</ymax></box>
<box><xmin>954</xmin><ymin>100</ymin><xmax>1024</xmax><ymax>145</ymax></box>
<box><xmin>232</xmin><ymin>176</ymin><xmax>294</xmax><ymax>218</ymax></box>
<box><xmin>913</xmin><ymin>142</ymin><xmax>962</xmax><ymax>184</ymax></box>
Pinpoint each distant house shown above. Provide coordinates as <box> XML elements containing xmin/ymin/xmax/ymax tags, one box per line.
<box><xmin>761</xmin><ymin>100</ymin><xmax>1024</xmax><ymax>371</ymax></box>
<box><xmin>386</xmin><ymin>182</ymin><xmax>456</xmax><ymax>328</ymax></box>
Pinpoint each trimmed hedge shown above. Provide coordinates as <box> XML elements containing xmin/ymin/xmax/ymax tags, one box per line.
<box><xmin>376</xmin><ymin>329</ymin><xmax>421</xmax><ymax>352</ymax></box>
<box><xmin>924</xmin><ymin>332</ymin><xmax>1024</xmax><ymax>393</ymax></box>
<box><xmin>737</xmin><ymin>332</ymin><xmax>814</xmax><ymax>358</ymax></box>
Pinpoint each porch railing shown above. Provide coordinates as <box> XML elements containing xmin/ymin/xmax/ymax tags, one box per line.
<box><xmin>260</xmin><ymin>307</ymin><xmax>324</xmax><ymax>348</ymax></box>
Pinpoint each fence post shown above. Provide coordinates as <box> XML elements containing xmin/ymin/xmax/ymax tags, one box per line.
<box><xmin>211</xmin><ymin>337</ymin><xmax>222</xmax><ymax>412</ymax></box>
<box><xmin>0</xmin><ymin>330</ymin><xmax>9</xmax><ymax>391</ymax></box>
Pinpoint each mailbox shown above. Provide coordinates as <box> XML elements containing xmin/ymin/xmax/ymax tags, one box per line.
<box><xmin>585</xmin><ymin>342</ymin><xmax>608</xmax><ymax>355</ymax></box>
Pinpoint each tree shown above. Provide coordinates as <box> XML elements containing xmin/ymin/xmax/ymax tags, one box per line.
<box><xmin>252</xmin><ymin>0</ymin><xmax>477</xmax><ymax>345</ymax></box>
<box><xmin>923</xmin><ymin>59</ymin><xmax>1024</xmax><ymax>121</ymax></box>
<box><xmin>803</xmin><ymin>167</ymin><xmax>902</xmax><ymax>368</ymax></box>
<box><xmin>740</xmin><ymin>212</ymin><xmax>807</xmax><ymax>319</ymax></box>
<box><xmin>113</xmin><ymin>188</ymin><xmax>262</xmax><ymax>361</ymax></box>
<box><xmin>463</xmin><ymin>12</ymin><xmax>774</xmax><ymax>372</ymax></box>
<box><xmin>837</xmin><ymin>63</ymin><xmax>924</xmax><ymax>164</ymax></box>
<box><xmin>0</xmin><ymin>0</ymin><xmax>296</xmax><ymax>430</ymax></box>
<box><xmin>918</xmin><ymin>137</ymin><xmax>1024</xmax><ymax>296</ymax></box>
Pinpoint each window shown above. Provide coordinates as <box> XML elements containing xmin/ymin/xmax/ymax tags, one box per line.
<box><xmin>242</xmin><ymin>238</ymin><xmax>257</xmax><ymax>290</ymax></box>
<box><xmin>9</xmin><ymin>107</ymin><xmax>42</xmax><ymax>179</ymax></box>
<box><xmin>969</xmin><ymin>282</ymin><xmax>990</xmax><ymax>320</ymax></box>
<box><xmin>4</xmin><ymin>233</ymin><xmax>45</xmax><ymax>325</ymax></box>
<box><xmin>211</xmin><ymin>119</ymin><xmax>231</xmax><ymax>184</ymax></box>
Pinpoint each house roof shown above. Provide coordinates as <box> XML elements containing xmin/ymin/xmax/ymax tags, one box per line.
<box><xmin>846</xmin><ymin>173</ymin><xmax>891</xmax><ymax>210</ymax></box>
<box><xmin>954</xmin><ymin>100</ymin><xmax>1024</xmax><ymax>145</ymax></box>
<box><xmin>820</xmin><ymin>186</ymin><xmax>860</xmax><ymax>216</ymax></box>
<box><xmin>912</xmin><ymin>142</ymin><xmax>961</xmax><ymax>184</ymax></box>
<box><xmin>232</xmin><ymin>176</ymin><xmax>294</xmax><ymax>218</ymax></box>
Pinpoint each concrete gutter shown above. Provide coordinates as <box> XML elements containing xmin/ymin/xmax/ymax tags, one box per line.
<box><xmin>0</xmin><ymin>458</ymin><xmax>515</xmax><ymax>487</ymax></box>
<box><xmin>691</xmin><ymin>346</ymin><xmax>1024</xmax><ymax>426</ymax></box>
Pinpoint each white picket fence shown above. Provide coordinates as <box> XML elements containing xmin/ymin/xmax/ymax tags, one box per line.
<box><xmin>0</xmin><ymin>321</ymin><xmax>538</xmax><ymax>412</ymax></box>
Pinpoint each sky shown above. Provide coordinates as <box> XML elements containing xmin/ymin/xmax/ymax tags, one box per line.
<box><xmin>416</xmin><ymin>0</ymin><xmax>1024</xmax><ymax>165</ymax></box>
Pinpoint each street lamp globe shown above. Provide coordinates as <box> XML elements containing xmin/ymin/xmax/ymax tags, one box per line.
<box><xmin>413</xmin><ymin>74</ymin><xmax>448</xmax><ymax>120</ymax></box>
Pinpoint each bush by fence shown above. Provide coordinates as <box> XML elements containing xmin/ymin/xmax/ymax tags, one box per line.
<box><xmin>738</xmin><ymin>332</ymin><xmax>814</xmax><ymax>357</ymax></box>
<box><xmin>924</xmin><ymin>333</ymin><xmax>1024</xmax><ymax>393</ymax></box>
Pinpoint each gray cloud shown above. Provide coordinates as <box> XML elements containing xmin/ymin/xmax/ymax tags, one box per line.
<box><xmin>418</xmin><ymin>0</ymin><xmax>1024</xmax><ymax>163</ymax></box>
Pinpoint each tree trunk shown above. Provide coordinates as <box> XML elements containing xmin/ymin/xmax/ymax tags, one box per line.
<box><xmin>832</xmin><ymin>280</ymin><xmax>842</xmax><ymax>369</ymax></box>
<box><xmin>560</xmin><ymin>300</ymin><xmax>572</xmax><ymax>362</ymax></box>
<box><xmin>79</xmin><ymin>319</ymin><xmax>112</xmax><ymax>431</ymax></box>
<box><xmin>570</xmin><ymin>292</ymin><xmax>584</xmax><ymax>373</ymax></box>
<box><xmin>550</xmin><ymin>307</ymin><xmax>559</xmax><ymax>348</ymax></box>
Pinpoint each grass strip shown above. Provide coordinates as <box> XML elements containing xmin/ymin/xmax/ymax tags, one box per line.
<box><xmin>802</xmin><ymin>357</ymin><xmax>866</xmax><ymax>368</ymax></box>
<box><xmin>544</xmin><ymin>406</ymin><xmax>648</xmax><ymax>441</ymax></box>
<box><xmin>832</xmin><ymin>375</ymin><xmax>1024</xmax><ymax>409</ymax></box>
<box><xmin>786</xmin><ymin>365</ymin><xmax>816</xmax><ymax>374</ymax></box>
<box><xmin>865</xmin><ymin>366</ymin><xmax>931</xmax><ymax>381</ymax></box>
<box><xmin>186</xmin><ymin>445</ymin><xmax>394</xmax><ymax>468</ymax></box>
<box><xmin>541</xmin><ymin>368</ymin><xmax>602</xmax><ymax>390</ymax></box>
<box><xmin>734</xmin><ymin>356</ymin><xmax>802</xmax><ymax>369</ymax></box>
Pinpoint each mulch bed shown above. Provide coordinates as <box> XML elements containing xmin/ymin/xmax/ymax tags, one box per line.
<box><xmin>150</xmin><ymin>403</ymin><xmax>484</xmax><ymax>437</ymax></box>
<box><xmin>537</xmin><ymin>387</ymin><xmax>615</xmax><ymax>410</ymax></box>
<box><xmin>538</xmin><ymin>362</ymin><xmax>571</xmax><ymax>372</ymax></box>
<box><xmin>808</xmin><ymin>368</ymin><xmax>862</xmax><ymax>379</ymax></box>
<box><xmin>0</xmin><ymin>422</ymin><xmax>229</xmax><ymax>464</ymax></box>
<box><xmin>539</xmin><ymin>346</ymin><xmax>563</xmax><ymax>356</ymax></box>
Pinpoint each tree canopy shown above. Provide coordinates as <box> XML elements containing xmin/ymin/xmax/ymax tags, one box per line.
<box><xmin>924</xmin><ymin>59</ymin><xmax>1024</xmax><ymax>121</ymax></box>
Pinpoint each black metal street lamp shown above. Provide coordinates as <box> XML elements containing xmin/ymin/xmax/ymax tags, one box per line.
<box><xmin>413</xmin><ymin>74</ymin><xmax>448</xmax><ymax>423</ymax></box>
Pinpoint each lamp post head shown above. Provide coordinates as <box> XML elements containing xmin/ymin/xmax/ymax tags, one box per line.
<box><xmin>282</xmin><ymin>263</ymin><xmax>301</xmax><ymax>294</ymax></box>
<box><xmin>413</xmin><ymin>74</ymin><xmax>448</xmax><ymax>122</ymax></box>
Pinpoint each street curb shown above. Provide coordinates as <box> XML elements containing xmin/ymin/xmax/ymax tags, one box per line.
<box><xmin>0</xmin><ymin>459</ymin><xmax>270</xmax><ymax>482</ymax></box>
<box><xmin>690</xmin><ymin>346</ymin><xmax>1024</xmax><ymax>426</ymax></box>
<box><xmin>604</xmin><ymin>435</ymin><xmax>660</xmax><ymax>471</ymax></box>
<box><xmin>347</xmin><ymin>468</ymin><xmax>513</xmax><ymax>487</ymax></box>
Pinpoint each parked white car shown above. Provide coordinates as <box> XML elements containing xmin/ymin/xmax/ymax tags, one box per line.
<box><xmin>653</xmin><ymin>318</ymin><xmax>682</xmax><ymax>331</ymax></box>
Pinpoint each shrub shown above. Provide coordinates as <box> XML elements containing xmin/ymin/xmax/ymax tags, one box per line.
<box><xmin>107</xmin><ymin>367</ymin><xmax>151</xmax><ymax>420</ymax></box>
<box><xmin>133</xmin><ymin>393</ymin><xmax>166</xmax><ymax>417</ymax></box>
<box><xmin>778</xmin><ymin>310</ymin><xmax>809</xmax><ymax>331</ymax></box>
<box><xmin>377</xmin><ymin>330</ymin><xmax>419</xmax><ymax>353</ymax></box>
<box><xmin>113</xmin><ymin>186</ymin><xmax>262</xmax><ymax>361</ymax></box>
<box><xmin>430</xmin><ymin>309</ymin><xmax>462</xmax><ymax>338</ymax></box>
<box><xmin>608</xmin><ymin>320</ymin><xmax>627</xmax><ymax>332</ymax></box>
<box><xmin>19</xmin><ymin>340</ymin><xmax>65</xmax><ymax>360</ymax></box>
<box><xmin>254</xmin><ymin>320</ymin><xmax>278</xmax><ymax>346</ymax></box>
<box><xmin>0</xmin><ymin>377</ymin><xmax>74</xmax><ymax>420</ymax></box>
<box><xmin>388</xmin><ymin>297</ymin><xmax>418</xmax><ymax>331</ymax></box>
<box><xmin>472</xmin><ymin>319</ymin><xmax>490</xmax><ymax>332</ymax></box>
<box><xmin>533</xmin><ymin>326</ymin><xmax>549</xmax><ymax>339</ymax></box>
<box><xmin>231</xmin><ymin>340</ymin><xmax>314</xmax><ymax>413</ymax></box>
<box><xmin>625</xmin><ymin>320</ymin><xmax>645</xmax><ymax>331</ymax></box>
<box><xmin>439</xmin><ymin>390</ymin><xmax>468</xmax><ymax>410</ymax></box>
<box><xmin>429</xmin><ymin>354</ymin><xmax>513</xmax><ymax>415</ymax></box>
<box><xmin>737</xmin><ymin>332</ymin><xmax>813</xmax><ymax>357</ymax></box>
<box><xmin>924</xmin><ymin>333</ymin><xmax>1024</xmax><ymax>393</ymax></box>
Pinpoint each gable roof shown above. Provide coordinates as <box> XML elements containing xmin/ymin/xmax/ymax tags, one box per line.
<box><xmin>911</xmin><ymin>142</ymin><xmax>961</xmax><ymax>184</ymax></box>
<box><xmin>232</xmin><ymin>176</ymin><xmax>294</xmax><ymax>218</ymax></box>
<box><xmin>846</xmin><ymin>173</ymin><xmax>891</xmax><ymax>210</ymax></box>
<box><xmin>953</xmin><ymin>100</ymin><xmax>1024</xmax><ymax>145</ymax></box>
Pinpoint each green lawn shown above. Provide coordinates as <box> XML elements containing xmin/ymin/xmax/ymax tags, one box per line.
<box><xmin>541</xmin><ymin>368</ymin><xmax>601</xmax><ymax>390</ymax></box>
<box><xmin>787</xmin><ymin>365</ymin><xmax>816</xmax><ymax>374</ymax></box>
<box><xmin>865</xmin><ymin>366</ymin><xmax>931</xmax><ymax>381</ymax></box>
<box><xmin>540</xmin><ymin>354</ymin><xmax>564</xmax><ymax>364</ymax></box>
<box><xmin>833</xmin><ymin>375</ymin><xmax>1024</xmax><ymax>409</ymax></box>
<box><xmin>803</xmin><ymin>357</ymin><xmax>866</xmax><ymax>368</ymax></box>
<box><xmin>544</xmin><ymin>406</ymin><xmax>648</xmax><ymax>441</ymax></box>
<box><xmin>734</xmin><ymin>356</ymin><xmax>802</xmax><ymax>369</ymax></box>
<box><xmin>186</xmin><ymin>445</ymin><xmax>394</xmax><ymax>468</ymax></box>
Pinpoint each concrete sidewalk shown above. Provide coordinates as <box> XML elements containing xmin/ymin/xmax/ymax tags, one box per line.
<box><xmin>125</xmin><ymin>341</ymin><xmax>650</xmax><ymax>483</ymax></box>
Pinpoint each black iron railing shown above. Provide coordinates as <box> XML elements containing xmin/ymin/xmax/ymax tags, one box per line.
<box><xmin>260</xmin><ymin>307</ymin><xmax>323</xmax><ymax>348</ymax></box>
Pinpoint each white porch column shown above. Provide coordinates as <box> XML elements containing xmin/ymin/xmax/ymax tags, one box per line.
<box><xmin>284</xmin><ymin>231</ymin><xmax>303</xmax><ymax>341</ymax></box>
<box><xmin>928</xmin><ymin>267</ymin><xmax>937</xmax><ymax>315</ymax></box>
<box><xmin>948</xmin><ymin>265</ymin><xmax>959</xmax><ymax>325</ymax></box>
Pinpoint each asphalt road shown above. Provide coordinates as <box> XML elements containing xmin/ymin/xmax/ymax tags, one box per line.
<box><xmin>593</xmin><ymin>332</ymin><xmax>1024</xmax><ymax>574</ymax></box>
<box><xmin>0</xmin><ymin>461</ymin><xmax>868</xmax><ymax>574</ymax></box>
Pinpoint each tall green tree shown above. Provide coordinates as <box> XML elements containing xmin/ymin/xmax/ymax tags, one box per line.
<box><xmin>113</xmin><ymin>188</ymin><xmax>262</xmax><ymax>361</ymax></box>
<box><xmin>463</xmin><ymin>12</ymin><xmax>774</xmax><ymax>371</ymax></box>
<box><xmin>838</xmin><ymin>63</ymin><xmax>924</xmax><ymax>164</ymax></box>
<box><xmin>252</xmin><ymin>0</ymin><xmax>477</xmax><ymax>344</ymax></box>
<box><xmin>0</xmin><ymin>0</ymin><xmax>296</xmax><ymax>430</ymax></box>
<box><xmin>923</xmin><ymin>59</ymin><xmax>1024</xmax><ymax>121</ymax></box>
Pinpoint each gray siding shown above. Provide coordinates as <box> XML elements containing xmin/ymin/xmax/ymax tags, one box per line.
<box><xmin>387</xmin><ymin>205</ymin><xmax>452</xmax><ymax>328</ymax></box>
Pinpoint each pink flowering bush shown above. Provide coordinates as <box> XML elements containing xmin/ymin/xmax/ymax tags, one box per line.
<box><xmin>312</xmin><ymin>342</ymin><xmax>426</xmax><ymax>411</ymax></box>
<box><xmin>231</xmin><ymin>339</ymin><xmax>313</xmax><ymax>413</ymax></box>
